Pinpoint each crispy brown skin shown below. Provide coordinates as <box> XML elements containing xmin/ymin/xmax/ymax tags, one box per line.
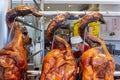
<box><xmin>0</xmin><ymin>22</ymin><xmax>29</xmax><ymax>80</ymax></box>
<box><xmin>0</xmin><ymin>5</ymin><xmax>41</xmax><ymax>80</ymax></box>
<box><xmin>6</xmin><ymin>5</ymin><xmax>42</xmax><ymax>29</ymax></box>
<box><xmin>40</xmin><ymin>36</ymin><xmax>78</xmax><ymax>80</ymax></box>
<box><xmin>46</xmin><ymin>13</ymin><xmax>75</xmax><ymax>41</ymax></box>
<box><xmin>79</xmin><ymin>12</ymin><xmax>115</xmax><ymax>80</ymax></box>
<box><xmin>40</xmin><ymin>13</ymin><xmax>78</xmax><ymax>80</ymax></box>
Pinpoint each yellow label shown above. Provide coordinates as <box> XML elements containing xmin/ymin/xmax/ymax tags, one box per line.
<box><xmin>73</xmin><ymin>20</ymin><xmax>100</xmax><ymax>37</ymax></box>
<box><xmin>88</xmin><ymin>21</ymin><xmax>100</xmax><ymax>37</ymax></box>
<box><xmin>73</xmin><ymin>20</ymin><xmax>81</xmax><ymax>36</ymax></box>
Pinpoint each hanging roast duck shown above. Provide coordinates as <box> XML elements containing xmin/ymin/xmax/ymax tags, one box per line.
<box><xmin>40</xmin><ymin>13</ymin><xmax>78</xmax><ymax>80</ymax></box>
<box><xmin>0</xmin><ymin>5</ymin><xmax>42</xmax><ymax>80</ymax></box>
<box><xmin>79</xmin><ymin>12</ymin><xmax>115</xmax><ymax>80</ymax></box>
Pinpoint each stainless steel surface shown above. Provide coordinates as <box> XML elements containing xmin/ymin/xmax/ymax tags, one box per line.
<box><xmin>16</xmin><ymin>18</ymin><xmax>41</xmax><ymax>31</ymax></box>
<box><xmin>40</xmin><ymin>11</ymin><xmax>120</xmax><ymax>17</ymax></box>
<box><xmin>12</xmin><ymin>0</ymin><xmax>120</xmax><ymax>4</ymax></box>
<box><xmin>33</xmin><ymin>0</ymin><xmax>40</xmax><ymax>10</ymax></box>
<box><xmin>27</xmin><ymin>70</ymin><xmax>120</xmax><ymax>76</ymax></box>
<box><xmin>27</xmin><ymin>50</ymin><xmax>43</xmax><ymax>60</ymax></box>
<box><xmin>0</xmin><ymin>1</ymin><xmax>11</xmax><ymax>49</ymax></box>
<box><xmin>27</xmin><ymin>70</ymin><xmax>41</xmax><ymax>74</ymax></box>
<box><xmin>28</xmin><ymin>63</ymin><xmax>35</xmax><ymax>66</ymax></box>
<box><xmin>114</xmin><ymin>71</ymin><xmax>120</xmax><ymax>76</ymax></box>
<box><xmin>106</xmin><ymin>44</ymin><xmax>115</xmax><ymax>54</ymax></box>
<box><xmin>44</xmin><ymin>0</ymin><xmax>120</xmax><ymax>4</ymax></box>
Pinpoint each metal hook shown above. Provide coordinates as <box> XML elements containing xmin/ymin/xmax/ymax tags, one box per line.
<box><xmin>8</xmin><ymin>17</ymin><xmax>18</xmax><ymax>43</ymax></box>
<box><xmin>84</xmin><ymin>10</ymin><xmax>87</xmax><ymax>15</ymax></box>
<box><xmin>82</xmin><ymin>27</ymin><xmax>87</xmax><ymax>53</ymax></box>
<box><xmin>106</xmin><ymin>10</ymin><xmax>110</xmax><ymax>14</ymax></box>
<box><xmin>51</xmin><ymin>32</ymin><xmax>56</xmax><ymax>50</ymax></box>
<box><xmin>56</xmin><ymin>10</ymin><xmax>59</xmax><ymax>16</ymax></box>
<box><xmin>19</xmin><ymin>16</ymin><xmax>25</xmax><ymax>26</ymax></box>
<box><xmin>21</xmin><ymin>0</ymin><xmax>24</xmax><ymax>5</ymax></box>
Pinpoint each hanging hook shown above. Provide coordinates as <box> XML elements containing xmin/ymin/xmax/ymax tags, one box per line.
<box><xmin>106</xmin><ymin>10</ymin><xmax>110</xmax><ymax>14</ymax></box>
<box><xmin>82</xmin><ymin>27</ymin><xmax>87</xmax><ymax>53</ymax></box>
<box><xmin>21</xmin><ymin>0</ymin><xmax>24</xmax><ymax>5</ymax></box>
<box><xmin>84</xmin><ymin>10</ymin><xmax>87</xmax><ymax>15</ymax></box>
<box><xmin>105</xmin><ymin>10</ymin><xmax>110</xmax><ymax>17</ymax></box>
<box><xmin>56</xmin><ymin>10</ymin><xmax>59</xmax><ymax>16</ymax></box>
<box><xmin>8</xmin><ymin>17</ymin><xmax>18</xmax><ymax>43</ymax></box>
<box><xmin>51</xmin><ymin>32</ymin><xmax>56</xmax><ymax>50</ymax></box>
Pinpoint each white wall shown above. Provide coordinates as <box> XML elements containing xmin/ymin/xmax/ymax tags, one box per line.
<box><xmin>99</xmin><ymin>4</ymin><xmax>120</xmax><ymax>11</ymax></box>
<box><xmin>99</xmin><ymin>4</ymin><xmax>120</xmax><ymax>50</ymax></box>
<box><xmin>0</xmin><ymin>1</ymin><xmax>11</xmax><ymax>49</ymax></box>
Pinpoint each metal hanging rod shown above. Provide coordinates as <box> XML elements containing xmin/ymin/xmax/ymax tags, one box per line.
<box><xmin>26</xmin><ymin>70</ymin><xmax>120</xmax><ymax>76</ymax></box>
<box><xmin>40</xmin><ymin>11</ymin><xmax>120</xmax><ymax>17</ymax></box>
<box><xmin>27</xmin><ymin>70</ymin><xmax>41</xmax><ymax>75</ymax></box>
<box><xmin>12</xmin><ymin>0</ymin><xmax>120</xmax><ymax>4</ymax></box>
<box><xmin>33</xmin><ymin>0</ymin><xmax>41</xmax><ymax>10</ymax></box>
<box><xmin>16</xmin><ymin>18</ymin><xmax>41</xmax><ymax>31</ymax></box>
<box><xmin>44</xmin><ymin>0</ymin><xmax>120</xmax><ymax>4</ymax></box>
<box><xmin>27</xmin><ymin>50</ymin><xmax>43</xmax><ymax>60</ymax></box>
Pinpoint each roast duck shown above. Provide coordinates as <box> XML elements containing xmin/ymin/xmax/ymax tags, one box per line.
<box><xmin>79</xmin><ymin>12</ymin><xmax>115</xmax><ymax>80</ymax></box>
<box><xmin>0</xmin><ymin>5</ymin><xmax>42</xmax><ymax>80</ymax></box>
<box><xmin>40</xmin><ymin>13</ymin><xmax>78</xmax><ymax>80</ymax></box>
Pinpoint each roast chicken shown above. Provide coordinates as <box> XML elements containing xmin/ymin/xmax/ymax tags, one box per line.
<box><xmin>40</xmin><ymin>13</ymin><xmax>78</xmax><ymax>80</ymax></box>
<box><xmin>0</xmin><ymin>5</ymin><xmax>41</xmax><ymax>80</ymax></box>
<box><xmin>79</xmin><ymin>12</ymin><xmax>115</xmax><ymax>80</ymax></box>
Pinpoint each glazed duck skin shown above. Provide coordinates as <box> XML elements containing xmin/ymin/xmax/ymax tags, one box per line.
<box><xmin>79</xmin><ymin>12</ymin><xmax>115</xmax><ymax>80</ymax></box>
<box><xmin>40</xmin><ymin>13</ymin><xmax>78</xmax><ymax>80</ymax></box>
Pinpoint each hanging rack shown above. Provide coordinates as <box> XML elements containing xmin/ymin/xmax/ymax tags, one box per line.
<box><xmin>33</xmin><ymin>0</ymin><xmax>41</xmax><ymax>10</ymax></box>
<box><xmin>27</xmin><ymin>50</ymin><xmax>43</xmax><ymax>60</ymax></box>
<box><xmin>16</xmin><ymin>18</ymin><xmax>41</xmax><ymax>31</ymax></box>
<box><xmin>44</xmin><ymin>0</ymin><xmax>120</xmax><ymax>4</ymax></box>
<box><xmin>39</xmin><ymin>11</ymin><xmax>120</xmax><ymax>17</ymax></box>
<box><xmin>26</xmin><ymin>70</ymin><xmax>120</xmax><ymax>76</ymax></box>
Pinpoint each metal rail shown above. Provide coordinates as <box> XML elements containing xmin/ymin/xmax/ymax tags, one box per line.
<box><xmin>12</xmin><ymin>0</ymin><xmax>120</xmax><ymax>4</ymax></box>
<box><xmin>33</xmin><ymin>0</ymin><xmax>41</xmax><ymax>10</ymax></box>
<box><xmin>14</xmin><ymin>11</ymin><xmax>120</xmax><ymax>30</ymax></box>
<box><xmin>16</xmin><ymin>18</ymin><xmax>41</xmax><ymax>31</ymax></box>
<box><xmin>114</xmin><ymin>71</ymin><xmax>120</xmax><ymax>77</ymax></box>
<box><xmin>27</xmin><ymin>70</ymin><xmax>41</xmax><ymax>74</ymax></box>
<box><xmin>27</xmin><ymin>50</ymin><xmax>43</xmax><ymax>60</ymax></box>
<box><xmin>39</xmin><ymin>11</ymin><xmax>120</xmax><ymax>17</ymax></box>
<box><xmin>27</xmin><ymin>70</ymin><xmax>120</xmax><ymax>77</ymax></box>
<box><xmin>44</xmin><ymin>0</ymin><xmax>120</xmax><ymax>4</ymax></box>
